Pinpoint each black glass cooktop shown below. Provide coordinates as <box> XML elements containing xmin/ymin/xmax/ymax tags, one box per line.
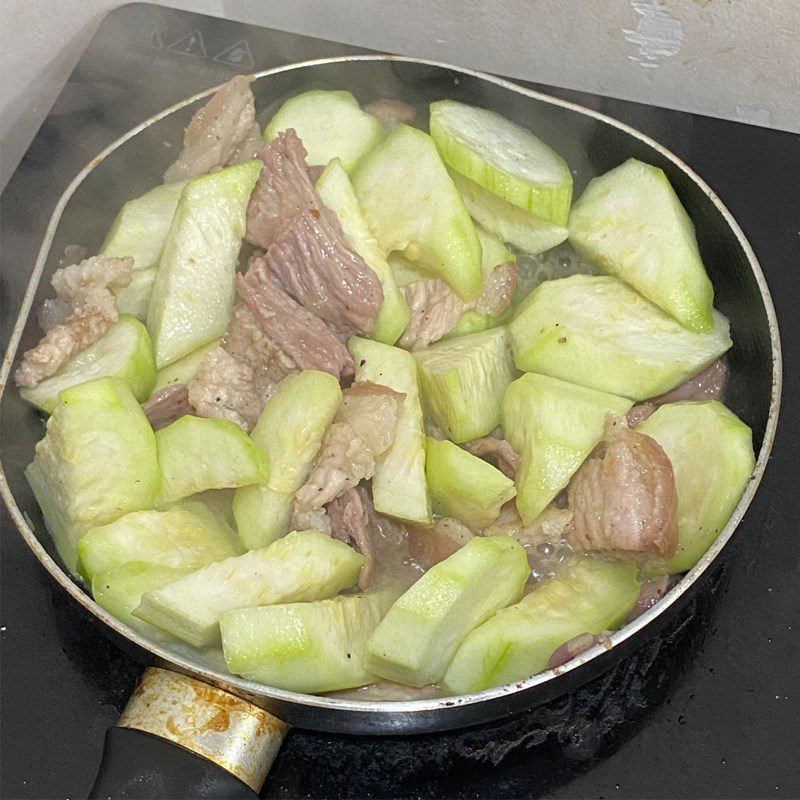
<box><xmin>1</xmin><ymin>4</ymin><xmax>799</xmax><ymax>798</ymax></box>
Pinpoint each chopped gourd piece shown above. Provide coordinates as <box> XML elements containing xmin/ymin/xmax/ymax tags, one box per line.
<box><xmin>451</xmin><ymin>170</ymin><xmax>569</xmax><ymax>255</ymax></box>
<box><xmin>352</xmin><ymin>125</ymin><xmax>482</xmax><ymax>300</ymax></box>
<box><xmin>475</xmin><ymin>222</ymin><xmax>516</xmax><ymax>271</ymax></box>
<box><xmin>444</xmin><ymin>556</ymin><xmax>640</xmax><ymax>693</ymax></box>
<box><xmin>425</xmin><ymin>437</ymin><xmax>516</xmax><ymax>529</ymax></box>
<box><xmin>152</xmin><ymin>338</ymin><xmax>220</xmax><ymax>393</ymax></box>
<box><xmin>100</xmin><ymin>180</ymin><xmax>186</xmax><ymax>270</ymax></box>
<box><xmin>20</xmin><ymin>315</ymin><xmax>156</xmax><ymax>414</ymax></box>
<box><xmin>135</xmin><ymin>530</ymin><xmax>364</xmax><ymax>647</ymax></box>
<box><xmin>509</xmin><ymin>275</ymin><xmax>732</xmax><ymax>400</ymax></box>
<box><xmin>387</xmin><ymin>251</ymin><xmax>432</xmax><ymax>288</ymax></box>
<box><xmin>349</xmin><ymin>337</ymin><xmax>431</xmax><ymax>525</ymax></box>
<box><xmin>502</xmin><ymin>373</ymin><xmax>632</xmax><ymax>524</ymax></box>
<box><xmin>76</xmin><ymin>500</ymin><xmax>241</xmax><ymax>581</ymax></box>
<box><xmin>430</xmin><ymin>100</ymin><xmax>572</xmax><ymax>225</ymax></box>
<box><xmin>448</xmin><ymin>310</ymin><xmax>492</xmax><ymax>337</ymax></box>
<box><xmin>265</xmin><ymin>90</ymin><xmax>384</xmax><ymax>172</ymax></box>
<box><xmin>414</xmin><ymin>327</ymin><xmax>517</xmax><ymax>443</ymax></box>
<box><xmin>233</xmin><ymin>371</ymin><xmax>342</xmax><ymax>548</ymax></box>
<box><xmin>221</xmin><ymin>589</ymin><xmax>398</xmax><ymax>693</ymax></box>
<box><xmin>114</xmin><ymin>268</ymin><xmax>156</xmax><ymax>320</ymax></box>
<box><xmin>155</xmin><ymin>415</ymin><xmax>269</xmax><ymax>505</ymax></box>
<box><xmin>569</xmin><ymin>159</ymin><xmax>714</xmax><ymax>332</ymax></box>
<box><xmin>365</xmin><ymin>535</ymin><xmax>529</xmax><ymax>686</ymax></box>
<box><xmin>25</xmin><ymin>377</ymin><xmax>160</xmax><ymax>573</ymax></box>
<box><xmin>316</xmin><ymin>158</ymin><xmax>411</xmax><ymax>344</ymax></box>
<box><xmin>92</xmin><ymin>562</ymin><xmax>188</xmax><ymax>640</ymax></box>
<box><xmin>147</xmin><ymin>160</ymin><xmax>262</xmax><ymax>367</ymax></box>
<box><xmin>639</xmin><ymin>401</ymin><xmax>755</xmax><ymax>574</ymax></box>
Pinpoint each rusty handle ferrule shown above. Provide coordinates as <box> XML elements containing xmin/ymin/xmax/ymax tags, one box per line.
<box><xmin>118</xmin><ymin>667</ymin><xmax>287</xmax><ymax>792</ymax></box>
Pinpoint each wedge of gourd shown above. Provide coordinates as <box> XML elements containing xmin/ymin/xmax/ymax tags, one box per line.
<box><xmin>25</xmin><ymin>377</ymin><xmax>160</xmax><ymax>573</ymax></box>
<box><xmin>639</xmin><ymin>401</ymin><xmax>755</xmax><ymax>574</ymax></box>
<box><xmin>265</xmin><ymin>89</ymin><xmax>384</xmax><ymax>172</ymax></box>
<box><xmin>569</xmin><ymin>159</ymin><xmax>714</xmax><ymax>332</ymax></box>
<box><xmin>444</xmin><ymin>556</ymin><xmax>640</xmax><ymax>693</ymax></box>
<box><xmin>114</xmin><ymin>268</ymin><xmax>157</xmax><ymax>321</ymax></box>
<box><xmin>509</xmin><ymin>275</ymin><xmax>732</xmax><ymax>400</ymax></box>
<box><xmin>151</xmin><ymin>338</ymin><xmax>220</xmax><ymax>393</ymax></box>
<box><xmin>502</xmin><ymin>372</ymin><xmax>632</xmax><ymax>524</ymax></box>
<box><xmin>233</xmin><ymin>370</ymin><xmax>342</xmax><ymax>549</ymax></box>
<box><xmin>352</xmin><ymin>125</ymin><xmax>482</xmax><ymax>300</ymax></box>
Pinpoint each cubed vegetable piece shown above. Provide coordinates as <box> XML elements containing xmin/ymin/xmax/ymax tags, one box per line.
<box><xmin>502</xmin><ymin>373</ymin><xmax>632</xmax><ymax>524</ymax></box>
<box><xmin>221</xmin><ymin>589</ymin><xmax>398</xmax><ymax>693</ymax></box>
<box><xmin>233</xmin><ymin>370</ymin><xmax>342</xmax><ymax>548</ymax></box>
<box><xmin>451</xmin><ymin>170</ymin><xmax>569</xmax><ymax>255</ymax></box>
<box><xmin>569</xmin><ymin>159</ymin><xmax>714</xmax><ymax>332</ymax></box>
<box><xmin>25</xmin><ymin>377</ymin><xmax>160</xmax><ymax>573</ymax></box>
<box><xmin>365</xmin><ymin>535</ymin><xmax>529</xmax><ymax>686</ymax></box>
<box><xmin>425</xmin><ymin>437</ymin><xmax>516</xmax><ymax>529</ymax></box>
<box><xmin>352</xmin><ymin>125</ymin><xmax>482</xmax><ymax>300</ymax></box>
<box><xmin>639</xmin><ymin>401</ymin><xmax>755</xmax><ymax>574</ymax></box>
<box><xmin>147</xmin><ymin>160</ymin><xmax>262</xmax><ymax>367</ymax></box>
<box><xmin>100</xmin><ymin>180</ymin><xmax>186</xmax><ymax>270</ymax></box>
<box><xmin>76</xmin><ymin>499</ymin><xmax>241</xmax><ymax>581</ymax></box>
<box><xmin>135</xmin><ymin>530</ymin><xmax>364</xmax><ymax>647</ymax></box>
<box><xmin>316</xmin><ymin>158</ymin><xmax>411</xmax><ymax>344</ymax></box>
<box><xmin>349</xmin><ymin>337</ymin><xmax>431</xmax><ymax>525</ymax></box>
<box><xmin>444</xmin><ymin>556</ymin><xmax>640</xmax><ymax>693</ymax></box>
<box><xmin>430</xmin><ymin>101</ymin><xmax>573</xmax><ymax>225</ymax></box>
<box><xmin>265</xmin><ymin>90</ymin><xmax>384</xmax><ymax>172</ymax></box>
<box><xmin>476</xmin><ymin>222</ymin><xmax>516</xmax><ymax>272</ymax></box>
<box><xmin>448</xmin><ymin>310</ymin><xmax>492</xmax><ymax>338</ymax></box>
<box><xmin>387</xmin><ymin>251</ymin><xmax>432</xmax><ymax>288</ymax></box>
<box><xmin>509</xmin><ymin>275</ymin><xmax>732</xmax><ymax>400</ymax></box>
<box><xmin>156</xmin><ymin>416</ymin><xmax>269</xmax><ymax>505</ymax></box>
<box><xmin>151</xmin><ymin>338</ymin><xmax>220</xmax><ymax>393</ymax></box>
<box><xmin>92</xmin><ymin>562</ymin><xmax>188</xmax><ymax>640</ymax></box>
<box><xmin>19</xmin><ymin>315</ymin><xmax>156</xmax><ymax>414</ymax></box>
<box><xmin>414</xmin><ymin>327</ymin><xmax>517</xmax><ymax>443</ymax></box>
<box><xmin>114</xmin><ymin>268</ymin><xmax>156</xmax><ymax>321</ymax></box>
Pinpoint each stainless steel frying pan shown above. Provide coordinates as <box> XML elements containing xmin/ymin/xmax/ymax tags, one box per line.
<box><xmin>0</xmin><ymin>56</ymin><xmax>782</xmax><ymax>798</ymax></box>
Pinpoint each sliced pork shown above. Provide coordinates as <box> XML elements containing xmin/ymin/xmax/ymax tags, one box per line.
<box><xmin>141</xmin><ymin>384</ymin><xmax>194</xmax><ymax>431</ymax></box>
<box><xmin>463</xmin><ymin>436</ymin><xmax>521</xmax><ymax>479</ymax></box>
<box><xmin>328</xmin><ymin>486</ymin><xmax>374</xmax><ymax>589</ymax></box>
<box><xmin>627</xmin><ymin>359</ymin><xmax>727</xmax><ymax>426</ymax></box>
<box><xmin>263</xmin><ymin>206</ymin><xmax>383</xmax><ymax>335</ymax></box>
<box><xmin>294</xmin><ymin>382</ymin><xmax>405</xmax><ymax>511</ymax></box>
<box><xmin>164</xmin><ymin>75</ymin><xmax>261</xmax><ymax>182</ymax></box>
<box><xmin>246</xmin><ymin>129</ymin><xmax>319</xmax><ymax>249</ymax></box>
<box><xmin>364</xmin><ymin>98</ymin><xmax>417</xmax><ymax>128</ymax></box>
<box><xmin>475</xmin><ymin>260</ymin><xmax>518</xmax><ymax>317</ymax></box>
<box><xmin>568</xmin><ymin>416</ymin><xmax>678</xmax><ymax>560</ymax></box>
<box><xmin>398</xmin><ymin>278</ymin><xmax>467</xmax><ymax>350</ymax></box>
<box><xmin>15</xmin><ymin>256</ymin><xmax>134</xmax><ymax>389</ymax></box>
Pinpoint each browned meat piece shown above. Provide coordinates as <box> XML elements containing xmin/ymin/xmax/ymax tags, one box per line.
<box><xmin>567</xmin><ymin>417</ymin><xmax>678</xmax><ymax>560</ymax></box>
<box><xmin>406</xmin><ymin>518</ymin><xmax>474</xmax><ymax>569</ymax></box>
<box><xmin>475</xmin><ymin>260</ymin><xmax>518</xmax><ymax>317</ymax></box>
<box><xmin>547</xmin><ymin>633</ymin><xmax>608</xmax><ymax>670</ymax></box>
<box><xmin>398</xmin><ymin>278</ymin><xmax>467</xmax><ymax>350</ymax></box>
<box><xmin>328</xmin><ymin>486</ymin><xmax>374</xmax><ymax>589</ymax></box>
<box><xmin>363</xmin><ymin>98</ymin><xmax>417</xmax><ymax>128</ymax></box>
<box><xmin>290</xmin><ymin>505</ymin><xmax>332</xmax><ymax>534</ymax></box>
<box><xmin>264</xmin><ymin>206</ymin><xmax>383</xmax><ymax>335</ymax></box>
<box><xmin>15</xmin><ymin>256</ymin><xmax>134</xmax><ymax>388</ymax></box>
<box><xmin>626</xmin><ymin>575</ymin><xmax>674</xmax><ymax>623</ymax></box>
<box><xmin>627</xmin><ymin>360</ymin><xmax>727</xmax><ymax>427</ymax></box>
<box><xmin>246</xmin><ymin>129</ymin><xmax>319</xmax><ymax>249</ymax></box>
<box><xmin>141</xmin><ymin>384</ymin><xmax>193</xmax><ymax>431</ymax></box>
<box><xmin>294</xmin><ymin>382</ymin><xmax>405</xmax><ymax>511</ymax></box>
<box><xmin>164</xmin><ymin>75</ymin><xmax>260</xmax><ymax>182</ymax></box>
<box><xmin>237</xmin><ymin>265</ymin><xmax>354</xmax><ymax>379</ymax></box>
<box><xmin>306</xmin><ymin>164</ymin><xmax>325</xmax><ymax>184</ymax></box>
<box><xmin>463</xmin><ymin>436</ymin><xmax>521</xmax><ymax>479</ymax></box>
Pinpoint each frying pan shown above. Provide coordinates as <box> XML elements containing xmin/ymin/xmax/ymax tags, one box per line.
<box><xmin>0</xmin><ymin>55</ymin><xmax>782</xmax><ymax>799</ymax></box>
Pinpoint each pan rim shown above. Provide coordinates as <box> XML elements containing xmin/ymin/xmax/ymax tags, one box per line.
<box><xmin>0</xmin><ymin>53</ymin><xmax>783</xmax><ymax>721</ymax></box>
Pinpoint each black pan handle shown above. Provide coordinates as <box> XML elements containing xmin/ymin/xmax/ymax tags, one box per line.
<box><xmin>88</xmin><ymin>668</ymin><xmax>287</xmax><ymax>800</ymax></box>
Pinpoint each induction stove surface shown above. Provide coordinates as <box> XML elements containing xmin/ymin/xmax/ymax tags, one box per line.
<box><xmin>1</xmin><ymin>4</ymin><xmax>799</xmax><ymax>799</ymax></box>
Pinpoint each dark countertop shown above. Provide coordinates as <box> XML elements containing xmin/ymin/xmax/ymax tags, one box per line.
<box><xmin>1</xmin><ymin>4</ymin><xmax>799</xmax><ymax>798</ymax></box>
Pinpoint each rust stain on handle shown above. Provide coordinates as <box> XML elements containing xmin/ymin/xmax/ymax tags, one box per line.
<box><xmin>118</xmin><ymin>667</ymin><xmax>287</xmax><ymax>791</ymax></box>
